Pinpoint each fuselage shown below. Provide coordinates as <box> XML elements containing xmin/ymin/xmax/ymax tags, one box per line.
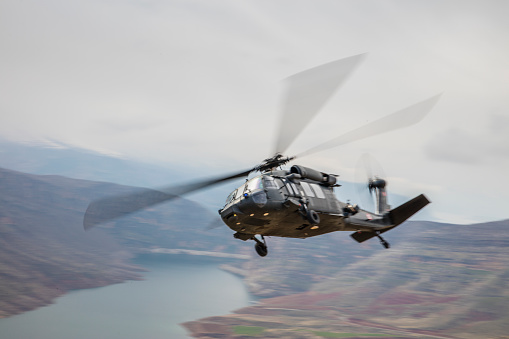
<box><xmin>218</xmin><ymin>167</ymin><xmax>389</xmax><ymax>240</ymax></box>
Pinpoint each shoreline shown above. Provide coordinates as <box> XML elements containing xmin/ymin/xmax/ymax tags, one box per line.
<box><xmin>0</xmin><ymin>266</ymin><xmax>144</xmax><ymax>319</ymax></box>
<box><xmin>145</xmin><ymin>247</ymin><xmax>250</xmax><ymax>260</ymax></box>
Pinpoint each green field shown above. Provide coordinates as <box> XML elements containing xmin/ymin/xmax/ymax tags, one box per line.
<box><xmin>312</xmin><ymin>332</ymin><xmax>391</xmax><ymax>338</ymax></box>
<box><xmin>233</xmin><ymin>326</ymin><xmax>265</xmax><ymax>336</ymax></box>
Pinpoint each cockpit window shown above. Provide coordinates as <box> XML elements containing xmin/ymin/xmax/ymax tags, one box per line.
<box><xmin>246</xmin><ymin>176</ymin><xmax>263</xmax><ymax>192</ymax></box>
<box><xmin>226</xmin><ymin>190</ymin><xmax>237</xmax><ymax>205</ymax></box>
<box><xmin>225</xmin><ymin>184</ymin><xmax>246</xmax><ymax>205</ymax></box>
<box><xmin>224</xmin><ymin>176</ymin><xmax>265</xmax><ymax>206</ymax></box>
<box><xmin>263</xmin><ymin>176</ymin><xmax>278</xmax><ymax>189</ymax></box>
<box><xmin>235</xmin><ymin>185</ymin><xmax>245</xmax><ymax>199</ymax></box>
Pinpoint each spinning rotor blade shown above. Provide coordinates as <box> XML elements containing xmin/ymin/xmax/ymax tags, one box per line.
<box><xmin>355</xmin><ymin>153</ymin><xmax>385</xmax><ymax>208</ymax></box>
<box><xmin>357</xmin><ymin>153</ymin><xmax>385</xmax><ymax>184</ymax></box>
<box><xmin>274</xmin><ymin>54</ymin><xmax>365</xmax><ymax>155</ymax></box>
<box><xmin>296</xmin><ymin>94</ymin><xmax>442</xmax><ymax>158</ymax></box>
<box><xmin>83</xmin><ymin>168</ymin><xmax>252</xmax><ymax>230</ymax></box>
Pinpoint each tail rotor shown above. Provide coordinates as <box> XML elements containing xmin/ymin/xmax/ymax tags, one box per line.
<box><xmin>356</xmin><ymin>153</ymin><xmax>389</xmax><ymax>215</ymax></box>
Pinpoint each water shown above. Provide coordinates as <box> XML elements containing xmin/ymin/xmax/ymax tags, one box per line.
<box><xmin>0</xmin><ymin>255</ymin><xmax>253</xmax><ymax>339</ymax></box>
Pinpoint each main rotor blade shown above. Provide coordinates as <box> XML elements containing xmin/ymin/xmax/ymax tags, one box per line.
<box><xmin>274</xmin><ymin>54</ymin><xmax>365</xmax><ymax>155</ymax></box>
<box><xmin>296</xmin><ymin>94</ymin><xmax>442</xmax><ymax>158</ymax></box>
<box><xmin>83</xmin><ymin>169</ymin><xmax>252</xmax><ymax>230</ymax></box>
<box><xmin>357</xmin><ymin>153</ymin><xmax>385</xmax><ymax>181</ymax></box>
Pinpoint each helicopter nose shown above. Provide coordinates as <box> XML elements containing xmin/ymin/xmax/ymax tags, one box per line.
<box><xmin>248</xmin><ymin>191</ymin><xmax>267</xmax><ymax>207</ymax></box>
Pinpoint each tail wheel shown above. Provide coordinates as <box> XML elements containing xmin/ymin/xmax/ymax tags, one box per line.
<box><xmin>306</xmin><ymin>210</ymin><xmax>320</xmax><ymax>225</ymax></box>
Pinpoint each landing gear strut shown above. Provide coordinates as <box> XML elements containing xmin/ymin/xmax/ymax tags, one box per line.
<box><xmin>376</xmin><ymin>233</ymin><xmax>390</xmax><ymax>249</ymax></box>
<box><xmin>253</xmin><ymin>235</ymin><xmax>268</xmax><ymax>257</ymax></box>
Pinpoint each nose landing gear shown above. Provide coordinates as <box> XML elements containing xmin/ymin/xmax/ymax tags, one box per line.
<box><xmin>233</xmin><ymin>232</ymin><xmax>269</xmax><ymax>257</ymax></box>
<box><xmin>253</xmin><ymin>235</ymin><xmax>268</xmax><ymax>257</ymax></box>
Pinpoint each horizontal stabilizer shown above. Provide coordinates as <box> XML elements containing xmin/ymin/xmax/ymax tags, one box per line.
<box><xmin>350</xmin><ymin>194</ymin><xmax>430</xmax><ymax>243</ymax></box>
<box><xmin>350</xmin><ymin>230</ymin><xmax>379</xmax><ymax>243</ymax></box>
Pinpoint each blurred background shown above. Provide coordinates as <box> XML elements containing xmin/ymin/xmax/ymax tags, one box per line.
<box><xmin>1</xmin><ymin>1</ymin><xmax>508</xmax><ymax>338</ymax></box>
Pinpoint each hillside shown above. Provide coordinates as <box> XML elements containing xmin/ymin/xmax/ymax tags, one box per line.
<box><xmin>0</xmin><ymin>167</ymin><xmax>243</xmax><ymax>318</ymax></box>
<box><xmin>0</xmin><ymin>139</ymin><xmax>188</xmax><ymax>187</ymax></box>
<box><xmin>183</xmin><ymin>219</ymin><xmax>509</xmax><ymax>339</ymax></box>
<box><xmin>0</xmin><ymin>168</ymin><xmax>138</xmax><ymax>317</ymax></box>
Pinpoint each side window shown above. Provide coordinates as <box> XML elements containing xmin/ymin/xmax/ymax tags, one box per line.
<box><xmin>263</xmin><ymin>176</ymin><xmax>278</xmax><ymax>189</ymax></box>
<box><xmin>291</xmin><ymin>183</ymin><xmax>300</xmax><ymax>196</ymax></box>
<box><xmin>284</xmin><ymin>179</ymin><xmax>295</xmax><ymax>195</ymax></box>
<box><xmin>300</xmin><ymin>182</ymin><xmax>315</xmax><ymax>198</ymax></box>
<box><xmin>310</xmin><ymin>183</ymin><xmax>326</xmax><ymax>199</ymax></box>
<box><xmin>275</xmin><ymin>178</ymin><xmax>284</xmax><ymax>189</ymax></box>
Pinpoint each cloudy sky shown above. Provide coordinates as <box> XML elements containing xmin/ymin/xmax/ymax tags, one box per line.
<box><xmin>1</xmin><ymin>0</ymin><xmax>508</xmax><ymax>224</ymax></box>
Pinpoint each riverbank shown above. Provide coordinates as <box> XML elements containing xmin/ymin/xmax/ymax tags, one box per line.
<box><xmin>146</xmin><ymin>248</ymin><xmax>250</xmax><ymax>260</ymax></box>
<box><xmin>0</xmin><ymin>261</ymin><xmax>144</xmax><ymax>319</ymax></box>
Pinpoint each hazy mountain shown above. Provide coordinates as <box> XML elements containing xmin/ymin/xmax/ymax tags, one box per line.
<box><xmin>0</xmin><ymin>139</ymin><xmax>188</xmax><ymax>187</ymax></box>
<box><xmin>0</xmin><ymin>139</ymin><xmax>248</xmax><ymax>213</ymax></box>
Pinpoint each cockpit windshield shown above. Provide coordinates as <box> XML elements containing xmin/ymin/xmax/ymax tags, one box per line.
<box><xmin>225</xmin><ymin>191</ymin><xmax>235</xmax><ymax>204</ymax></box>
<box><xmin>224</xmin><ymin>176</ymin><xmax>264</xmax><ymax>205</ymax></box>
<box><xmin>246</xmin><ymin>176</ymin><xmax>263</xmax><ymax>192</ymax></box>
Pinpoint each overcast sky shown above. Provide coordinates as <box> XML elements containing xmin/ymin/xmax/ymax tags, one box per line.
<box><xmin>1</xmin><ymin>0</ymin><xmax>508</xmax><ymax>224</ymax></box>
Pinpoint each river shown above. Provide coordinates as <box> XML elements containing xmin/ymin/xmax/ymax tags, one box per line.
<box><xmin>0</xmin><ymin>254</ymin><xmax>254</xmax><ymax>339</ymax></box>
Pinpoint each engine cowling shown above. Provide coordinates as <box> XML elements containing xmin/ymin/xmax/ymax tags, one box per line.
<box><xmin>290</xmin><ymin>165</ymin><xmax>337</xmax><ymax>186</ymax></box>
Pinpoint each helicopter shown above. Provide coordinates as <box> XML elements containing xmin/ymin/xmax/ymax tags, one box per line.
<box><xmin>84</xmin><ymin>54</ymin><xmax>440</xmax><ymax>257</ymax></box>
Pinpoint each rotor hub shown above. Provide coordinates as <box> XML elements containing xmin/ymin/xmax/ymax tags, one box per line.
<box><xmin>369</xmin><ymin>178</ymin><xmax>386</xmax><ymax>190</ymax></box>
<box><xmin>254</xmin><ymin>154</ymin><xmax>295</xmax><ymax>173</ymax></box>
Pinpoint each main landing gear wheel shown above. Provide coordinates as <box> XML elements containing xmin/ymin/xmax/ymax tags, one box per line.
<box><xmin>255</xmin><ymin>242</ymin><xmax>268</xmax><ymax>257</ymax></box>
<box><xmin>306</xmin><ymin>209</ymin><xmax>320</xmax><ymax>225</ymax></box>
<box><xmin>299</xmin><ymin>199</ymin><xmax>320</xmax><ymax>226</ymax></box>
<box><xmin>253</xmin><ymin>235</ymin><xmax>268</xmax><ymax>257</ymax></box>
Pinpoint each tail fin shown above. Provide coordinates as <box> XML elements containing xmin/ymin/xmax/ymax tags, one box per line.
<box><xmin>388</xmin><ymin>194</ymin><xmax>430</xmax><ymax>226</ymax></box>
<box><xmin>350</xmin><ymin>194</ymin><xmax>430</xmax><ymax>243</ymax></box>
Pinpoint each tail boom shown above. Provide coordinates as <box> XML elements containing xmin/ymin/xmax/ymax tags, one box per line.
<box><xmin>350</xmin><ymin>194</ymin><xmax>430</xmax><ymax>243</ymax></box>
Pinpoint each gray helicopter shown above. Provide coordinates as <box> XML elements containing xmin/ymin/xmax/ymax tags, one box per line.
<box><xmin>84</xmin><ymin>54</ymin><xmax>440</xmax><ymax>257</ymax></box>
